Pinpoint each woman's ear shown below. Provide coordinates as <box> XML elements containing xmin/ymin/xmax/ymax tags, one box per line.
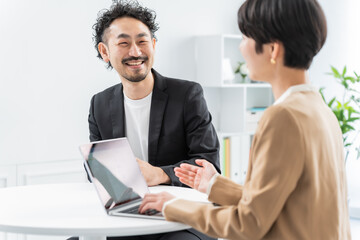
<box><xmin>98</xmin><ymin>42</ymin><xmax>110</xmax><ymax>63</ymax></box>
<box><xmin>270</xmin><ymin>42</ymin><xmax>280</xmax><ymax>62</ymax></box>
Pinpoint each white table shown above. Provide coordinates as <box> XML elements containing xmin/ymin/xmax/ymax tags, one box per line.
<box><xmin>0</xmin><ymin>183</ymin><xmax>208</xmax><ymax>240</ymax></box>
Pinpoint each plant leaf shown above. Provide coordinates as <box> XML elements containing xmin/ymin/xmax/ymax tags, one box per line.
<box><xmin>347</xmin><ymin>125</ymin><xmax>355</xmax><ymax>131</ymax></box>
<box><xmin>342</xmin><ymin>80</ymin><xmax>349</xmax><ymax>89</ymax></box>
<box><xmin>324</xmin><ymin>65</ymin><xmax>360</xmax><ymax>161</ymax></box>
<box><xmin>355</xmin><ymin>72</ymin><xmax>360</xmax><ymax>80</ymax></box>
<box><xmin>345</xmin><ymin>76</ymin><xmax>355</xmax><ymax>83</ymax></box>
<box><xmin>347</xmin><ymin>117</ymin><xmax>360</xmax><ymax>122</ymax></box>
<box><xmin>336</xmin><ymin>100</ymin><xmax>342</xmax><ymax>109</ymax></box>
<box><xmin>319</xmin><ymin>88</ymin><xmax>326</xmax><ymax>102</ymax></box>
<box><xmin>328</xmin><ymin>97</ymin><xmax>336</xmax><ymax>107</ymax></box>
<box><xmin>331</xmin><ymin>66</ymin><xmax>341</xmax><ymax>78</ymax></box>
<box><xmin>342</xmin><ymin>66</ymin><xmax>347</xmax><ymax>77</ymax></box>
<box><xmin>339</xmin><ymin>109</ymin><xmax>345</xmax><ymax>121</ymax></box>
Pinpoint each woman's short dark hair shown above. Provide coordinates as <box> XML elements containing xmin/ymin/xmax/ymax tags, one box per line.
<box><xmin>238</xmin><ymin>0</ymin><xmax>327</xmax><ymax>69</ymax></box>
<box><xmin>93</xmin><ymin>0</ymin><xmax>159</xmax><ymax>68</ymax></box>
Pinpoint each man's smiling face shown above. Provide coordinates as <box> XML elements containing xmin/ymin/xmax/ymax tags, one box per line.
<box><xmin>100</xmin><ymin>17</ymin><xmax>156</xmax><ymax>82</ymax></box>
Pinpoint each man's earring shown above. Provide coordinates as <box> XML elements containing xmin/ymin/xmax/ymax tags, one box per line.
<box><xmin>270</xmin><ymin>58</ymin><xmax>276</xmax><ymax>64</ymax></box>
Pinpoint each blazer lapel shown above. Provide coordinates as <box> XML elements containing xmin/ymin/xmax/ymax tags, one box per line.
<box><xmin>148</xmin><ymin>70</ymin><xmax>168</xmax><ymax>164</ymax></box>
<box><xmin>109</xmin><ymin>84</ymin><xmax>125</xmax><ymax>138</ymax></box>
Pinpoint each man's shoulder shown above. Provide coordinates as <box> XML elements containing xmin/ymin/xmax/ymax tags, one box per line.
<box><xmin>166</xmin><ymin>77</ymin><xmax>198</xmax><ymax>86</ymax></box>
<box><xmin>161</xmin><ymin>76</ymin><xmax>202</xmax><ymax>93</ymax></box>
<box><xmin>152</xmin><ymin>69</ymin><xmax>204</xmax><ymax>94</ymax></box>
<box><xmin>93</xmin><ymin>83</ymin><xmax>122</xmax><ymax>99</ymax></box>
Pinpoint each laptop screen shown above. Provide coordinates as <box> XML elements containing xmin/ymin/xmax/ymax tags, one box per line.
<box><xmin>79</xmin><ymin>138</ymin><xmax>149</xmax><ymax>211</ymax></box>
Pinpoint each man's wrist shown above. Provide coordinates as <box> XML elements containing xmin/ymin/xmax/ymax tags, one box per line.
<box><xmin>158</xmin><ymin>167</ymin><xmax>171</xmax><ymax>184</ymax></box>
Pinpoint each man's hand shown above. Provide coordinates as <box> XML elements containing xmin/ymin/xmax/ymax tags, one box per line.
<box><xmin>138</xmin><ymin>192</ymin><xmax>175</xmax><ymax>214</ymax></box>
<box><xmin>174</xmin><ymin>159</ymin><xmax>217</xmax><ymax>193</ymax></box>
<box><xmin>136</xmin><ymin>159</ymin><xmax>171</xmax><ymax>186</ymax></box>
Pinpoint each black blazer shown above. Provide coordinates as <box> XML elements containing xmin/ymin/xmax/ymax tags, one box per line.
<box><xmin>88</xmin><ymin>69</ymin><xmax>220</xmax><ymax>186</ymax></box>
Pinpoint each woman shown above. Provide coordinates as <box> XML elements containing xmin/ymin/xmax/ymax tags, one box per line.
<box><xmin>139</xmin><ymin>0</ymin><xmax>351</xmax><ymax>239</ymax></box>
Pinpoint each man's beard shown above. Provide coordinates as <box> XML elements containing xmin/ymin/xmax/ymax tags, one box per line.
<box><xmin>121</xmin><ymin>56</ymin><xmax>149</xmax><ymax>82</ymax></box>
<box><xmin>124</xmin><ymin>72</ymin><xmax>148</xmax><ymax>82</ymax></box>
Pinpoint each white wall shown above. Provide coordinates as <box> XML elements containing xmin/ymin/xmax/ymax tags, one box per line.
<box><xmin>143</xmin><ymin>0</ymin><xmax>241</xmax><ymax>80</ymax></box>
<box><xmin>310</xmin><ymin>0</ymin><xmax>359</xmax><ymax>98</ymax></box>
<box><xmin>0</xmin><ymin>0</ymin><xmax>115</xmax><ymax>164</ymax></box>
<box><xmin>0</xmin><ymin>0</ymin><xmax>241</xmax><ymax>165</ymax></box>
<box><xmin>0</xmin><ymin>0</ymin><xmax>358</xmax><ymax>167</ymax></box>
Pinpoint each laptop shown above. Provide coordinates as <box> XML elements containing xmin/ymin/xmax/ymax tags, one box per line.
<box><xmin>79</xmin><ymin>137</ymin><xmax>164</xmax><ymax>220</ymax></box>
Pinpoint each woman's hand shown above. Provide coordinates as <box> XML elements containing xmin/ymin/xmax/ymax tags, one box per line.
<box><xmin>138</xmin><ymin>192</ymin><xmax>175</xmax><ymax>214</ymax></box>
<box><xmin>174</xmin><ymin>159</ymin><xmax>217</xmax><ymax>193</ymax></box>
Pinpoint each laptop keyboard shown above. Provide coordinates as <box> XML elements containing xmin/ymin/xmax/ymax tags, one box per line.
<box><xmin>123</xmin><ymin>205</ymin><xmax>159</xmax><ymax>215</ymax></box>
<box><xmin>144</xmin><ymin>209</ymin><xmax>159</xmax><ymax>215</ymax></box>
<box><xmin>124</xmin><ymin>205</ymin><xmax>140</xmax><ymax>214</ymax></box>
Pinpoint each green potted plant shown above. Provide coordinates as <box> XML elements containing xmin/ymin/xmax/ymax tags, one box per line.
<box><xmin>319</xmin><ymin>66</ymin><xmax>360</xmax><ymax>163</ymax></box>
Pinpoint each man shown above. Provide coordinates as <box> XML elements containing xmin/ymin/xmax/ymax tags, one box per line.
<box><xmin>138</xmin><ymin>0</ymin><xmax>351</xmax><ymax>239</ymax></box>
<box><xmin>80</xmin><ymin>1</ymin><xmax>219</xmax><ymax>240</ymax></box>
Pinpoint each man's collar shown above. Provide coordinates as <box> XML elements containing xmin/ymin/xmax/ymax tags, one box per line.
<box><xmin>151</xmin><ymin>68</ymin><xmax>167</xmax><ymax>91</ymax></box>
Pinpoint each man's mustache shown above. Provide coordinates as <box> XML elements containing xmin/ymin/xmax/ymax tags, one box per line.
<box><xmin>122</xmin><ymin>56</ymin><xmax>148</xmax><ymax>64</ymax></box>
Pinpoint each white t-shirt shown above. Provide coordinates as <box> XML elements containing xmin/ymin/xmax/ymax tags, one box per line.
<box><xmin>124</xmin><ymin>92</ymin><xmax>152</xmax><ymax>162</ymax></box>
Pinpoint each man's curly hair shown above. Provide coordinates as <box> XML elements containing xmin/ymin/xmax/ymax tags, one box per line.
<box><xmin>93</xmin><ymin>0</ymin><xmax>159</xmax><ymax>68</ymax></box>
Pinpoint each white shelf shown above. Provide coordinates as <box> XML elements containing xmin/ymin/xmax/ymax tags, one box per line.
<box><xmin>195</xmin><ymin>34</ymin><xmax>244</xmax><ymax>87</ymax></box>
<box><xmin>196</xmin><ymin>34</ymin><xmax>273</xmax><ymax>183</ymax></box>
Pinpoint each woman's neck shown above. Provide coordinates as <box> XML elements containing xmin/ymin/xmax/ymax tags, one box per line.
<box><xmin>270</xmin><ymin>68</ymin><xmax>309</xmax><ymax>100</ymax></box>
